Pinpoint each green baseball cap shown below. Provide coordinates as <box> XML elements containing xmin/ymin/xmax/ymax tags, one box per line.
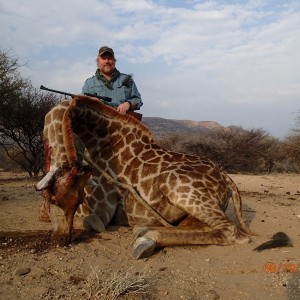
<box><xmin>98</xmin><ymin>46</ymin><xmax>115</xmax><ymax>57</ymax></box>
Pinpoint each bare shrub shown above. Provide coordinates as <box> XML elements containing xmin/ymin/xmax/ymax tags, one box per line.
<box><xmin>158</xmin><ymin>127</ymin><xmax>279</xmax><ymax>174</ymax></box>
<box><xmin>157</xmin><ymin>133</ymin><xmax>184</xmax><ymax>152</ymax></box>
<box><xmin>283</xmin><ymin>135</ymin><xmax>300</xmax><ymax>173</ymax></box>
<box><xmin>0</xmin><ymin>50</ymin><xmax>61</xmax><ymax>176</ymax></box>
<box><xmin>84</xmin><ymin>266</ymin><xmax>153</xmax><ymax>300</ymax></box>
<box><xmin>0</xmin><ymin>146</ymin><xmax>20</xmax><ymax>171</ymax></box>
<box><xmin>280</xmin><ymin>111</ymin><xmax>300</xmax><ymax>173</ymax></box>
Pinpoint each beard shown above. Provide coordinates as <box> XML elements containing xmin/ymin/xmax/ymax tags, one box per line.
<box><xmin>101</xmin><ymin>65</ymin><xmax>114</xmax><ymax>76</ymax></box>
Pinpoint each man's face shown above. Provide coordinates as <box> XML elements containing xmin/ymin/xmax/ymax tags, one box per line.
<box><xmin>97</xmin><ymin>53</ymin><xmax>116</xmax><ymax>76</ymax></box>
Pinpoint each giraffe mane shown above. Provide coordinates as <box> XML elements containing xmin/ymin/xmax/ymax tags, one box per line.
<box><xmin>70</xmin><ymin>95</ymin><xmax>154</xmax><ymax>141</ymax></box>
<box><xmin>62</xmin><ymin>102</ymin><xmax>78</xmax><ymax>164</ymax></box>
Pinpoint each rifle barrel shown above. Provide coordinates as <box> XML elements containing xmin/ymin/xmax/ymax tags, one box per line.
<box><xmin>40</xmin><ymin>85</ymin><xmax>74</xmax><ymax>98</ymax></box>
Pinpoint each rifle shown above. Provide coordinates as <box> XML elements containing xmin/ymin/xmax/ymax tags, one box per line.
<box><xmin>40</xmin><ymin>85</ymin><xmax>142</xmax><ymax>121</ymax></box>
<box><xmin>40</xmin><ymin>85</ymin><xmax>112</xmax><ymax>103</ymax></box>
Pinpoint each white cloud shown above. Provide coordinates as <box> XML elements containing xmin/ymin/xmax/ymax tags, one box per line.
<box><xmin>112</xmin><ymin>0</ymin><xmax>157</xmax><ymax>11</ymax></box>
<box><xmin>1</xmin><ymin>0</ymin><xmax>299</xmax><ymax>137</ymax></box>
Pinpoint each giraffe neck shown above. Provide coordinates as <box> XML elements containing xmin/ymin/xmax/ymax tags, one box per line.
<box><xmin>70</xmin><ymin>97</ymin><xmax>154</xmax><ymax>180</ymax></box>
<box><xmin>44</xmin><ymin>100</ymin><xmax>71</xmax><ymax>172</ymax></box>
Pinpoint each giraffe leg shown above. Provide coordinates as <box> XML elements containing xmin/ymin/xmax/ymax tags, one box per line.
<box><xmin>111</xmin><ymin>201</ymin><xmax>129</xmax><ymax>226</ymax></box>
<box><xmin>132</xmin><ymin>223</ymin><xmax>217</xmax><ymax>259</ymax></box>
<box><xmin>132</xmin><ymin>225</ymin><xmax>250</xmax><ymax>259</ymax></box>
<box><xmin>178</xmin><ymin>215</ymin><xmax>212</xmax><ymax>230</ymax></box>
<box><xmin>82</xmin><ymin>183</ymin><xmax>124</xmax><ymax>229</ymax></box>
<box><xmin>132</xmin><ymin>226</ymin><xmax>213</xmax><ymax>259</ymax></box>
<box><xmin>159</xmin><ymin>176</ymin><xmax>251</xmax><ymax>244</ymax></box>
<box><xmin>141</xmin><ymin>225</ymin><xmax>250</xmax><ymax>247</ymax></box>
<box><xmin>133</xmin><ymin>217</ymin><xmax>212</xmax><ymax>240</ymax></box>
<box><xmin>131</xmin><ymin>193</ymin><xmax>251</xmax><ymax>259</ymax></box>
<box><xmin>133</xmin><ymin>226</ymin><xmax>151</xmax><ymax>239</ymax></box>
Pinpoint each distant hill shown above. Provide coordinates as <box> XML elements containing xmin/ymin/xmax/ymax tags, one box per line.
<box><xmin>142</xmin><ymin>117</ymin><xmax>224</xmax><ymax>138</ymax></box>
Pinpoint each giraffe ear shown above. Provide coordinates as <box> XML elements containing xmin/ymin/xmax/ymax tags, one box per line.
<box><xmin>34</xmin><ymin>169</ymin><xmax>57</xmax><ymax>191</ymax></box>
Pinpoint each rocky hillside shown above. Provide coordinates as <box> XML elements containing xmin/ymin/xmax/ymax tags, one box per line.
<box><xmin>142</xmin><ymin>117</ymin><xmax>224</xmax><ymax>138</ymax></box>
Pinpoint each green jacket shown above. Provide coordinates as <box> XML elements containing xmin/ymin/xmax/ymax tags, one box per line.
<box><xmin>82</xmin><ymin>69</ymin><xmax>143</xmax><ymax>110</ymax></box>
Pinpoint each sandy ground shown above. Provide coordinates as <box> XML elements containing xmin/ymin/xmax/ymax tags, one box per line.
<box><xmin>0</xmin><ymin>171</ymin><xmax>299</xmax><ymax>300</ymax></box>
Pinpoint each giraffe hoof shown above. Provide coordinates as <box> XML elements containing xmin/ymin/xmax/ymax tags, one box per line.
<box><xmin>133</xmin><ymin>226</ymin><xmax>150</xmax><ymax>239</ymax></box>
<box><xmin>83</xmin><ymin>214</ymin><xmax>105</xmax><ymax>233</ymax></box>
<box><xmin>132</xmin><ymin>237</ymin><xmax>156</xmax><ymax>259</ymax></box>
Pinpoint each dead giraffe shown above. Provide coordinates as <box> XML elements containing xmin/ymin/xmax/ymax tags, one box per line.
<box><xmin>36</xmin><ymin>95</ymin><xmax>253</xmax><ymax>258</ymax></box>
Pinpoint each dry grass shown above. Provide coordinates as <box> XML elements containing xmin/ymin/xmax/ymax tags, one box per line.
<box><xmin>84</xmin><ymin>266</ymin><xmax>153</xmax><ymax>300</ymax></box>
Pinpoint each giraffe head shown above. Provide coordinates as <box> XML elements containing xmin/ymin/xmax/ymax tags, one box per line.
<box><xmin>36</xmin><ymin>161</ymin><xmax>93</xmax><ymax>244</ymax></box>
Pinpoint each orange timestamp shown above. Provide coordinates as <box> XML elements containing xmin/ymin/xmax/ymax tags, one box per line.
<box><xmin>263</xmin><ymin>263</ymin><xmax>300</xmax><ymax>273</ymax></box>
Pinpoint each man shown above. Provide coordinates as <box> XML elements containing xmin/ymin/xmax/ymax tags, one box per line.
<box><xmin>82</xmin><ymin>46</ymin><xmax>143</xmax><ymax>114</ymax></box>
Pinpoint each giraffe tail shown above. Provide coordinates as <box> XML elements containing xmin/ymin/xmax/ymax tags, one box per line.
<box><xmin>226</xmin><ymin>175</ymin><xmax>255</xmax><ymax>236</ymax></box>
<box><xmin>253</xmin><ymin>232</ymin><xmax>293</xmax><ymax>252</ymax></box>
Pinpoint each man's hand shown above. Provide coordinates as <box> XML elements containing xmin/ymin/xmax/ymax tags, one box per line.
<box><xmin>117</xmin><ymin>102</ymin><xmax>131</xmax><ymax>114</ymax></box>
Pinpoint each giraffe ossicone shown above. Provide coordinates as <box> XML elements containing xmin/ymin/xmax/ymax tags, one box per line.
<box><xmin>36</xmin><ymin>95</ymin><xmax>253</xmax><ymax>258</ymax></box>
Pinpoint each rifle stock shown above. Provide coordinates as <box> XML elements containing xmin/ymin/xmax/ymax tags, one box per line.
<box><xmin>127</xmin><ymin>111</ymin><xmax>143</xmax><ymax>121</ymax></box>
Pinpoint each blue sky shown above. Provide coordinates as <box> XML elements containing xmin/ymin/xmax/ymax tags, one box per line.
<box><xmin>1</xmin><ymin>0</ymin><xmax>300</xmax><ymax>137</ymax></box>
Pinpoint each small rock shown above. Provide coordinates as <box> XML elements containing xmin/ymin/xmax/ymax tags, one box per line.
<box><xmin>14</xmin><ymin>267</ymin><xmax>31</xmax><ymax>276</ymax></box>
<box><xmin>208</xmin><ymin>289</ymin><xmax>221</xmax><ymax>300</ymax></box>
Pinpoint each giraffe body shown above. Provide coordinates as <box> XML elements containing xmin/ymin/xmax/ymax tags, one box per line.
<box><xmin>36</xmin><ymin>96</ymin><xmax>252</xmax><ymax>257</ymax></box>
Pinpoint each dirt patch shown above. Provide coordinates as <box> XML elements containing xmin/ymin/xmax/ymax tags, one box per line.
<box><xmin>0</xmin><ymin>230</ymin><xmax>54</xmax><ymax>256</ymax></box>
<box><xmin>0</xmin><ymin>171</ymin><xmax>300</xmax><ymax>299</ymax></box>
